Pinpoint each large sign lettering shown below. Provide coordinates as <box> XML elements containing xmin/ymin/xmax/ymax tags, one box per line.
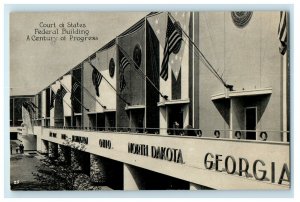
<box><xmin>72</xmin><ymin>135</ymin><xmax>88</xmax><ymax>144</ymax></box>
<box><xmin>99</xmin><ymin>139</ymin><xmax>112</xmax><ymax>149</ymax></box>
<box><xmin>204</xmin><ymin>152</ymin><xmax>290</xmax><ymax>185</ymax></box>
<box><xmin>128</xmin><ymin>143</ymin><xmax>184</xmax><ymax>164</ymax></box>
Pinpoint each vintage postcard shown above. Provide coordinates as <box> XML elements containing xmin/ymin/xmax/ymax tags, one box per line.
<box><xmin>9</xmin><ymin>11</ymin><xmax>290</xmax><ymax>191</ymax></box>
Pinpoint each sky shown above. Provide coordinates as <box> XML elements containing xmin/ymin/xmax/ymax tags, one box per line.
<box><xmin>10</xmin><ymin>12</ymin><xmax>148</xmax><ymax>96</ymax></box>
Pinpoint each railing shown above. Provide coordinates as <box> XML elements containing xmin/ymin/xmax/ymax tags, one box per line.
<box><xmin>42</xmin><ymin>126</ymin><xmax>290</xmax><ymax>142</ymax></box>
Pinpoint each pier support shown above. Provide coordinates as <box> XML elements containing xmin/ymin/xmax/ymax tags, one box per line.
<box><xmin>48</xmin><ymin>142</ymin><xmax>58</xmax><ymax>158</ymax></box>
<box><xmin>40</xmin><ymin>139</ymin><xmax>48</xmax><ymax>154</ymax></box>
<box><xmin>123</xmin><ymin>164</ymin><xmax>144</xmax><ymax>190</ymax></box>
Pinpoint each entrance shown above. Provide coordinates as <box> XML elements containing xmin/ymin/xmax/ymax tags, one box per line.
<box><xmin>168</xmin><ymin>105</ymin><xmax>183</xmax><ymax>135</ymax></box>
<box><xmin>245</xmin><ymin>107</ymin><xmax>257</xmax><ymax>140</ymax></box>
<box><xmin>130</xmin><ymin>109</ymin><xmax>144</xmax><ymax>133</ymax></box>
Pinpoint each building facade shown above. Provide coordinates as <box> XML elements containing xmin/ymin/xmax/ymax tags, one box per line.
<box><xmin>11</xmin><ymin>11</ymin><xmax>290</xmax><ymax>190</ymax></box>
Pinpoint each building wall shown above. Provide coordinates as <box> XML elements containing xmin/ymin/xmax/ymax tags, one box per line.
<box><xmin>197</xmin><ymin>12</ymin><xmax>285</xmax><ymax>141</ymax></box>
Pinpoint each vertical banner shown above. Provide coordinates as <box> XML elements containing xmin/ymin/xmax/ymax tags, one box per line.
<box><xmin>96</xmin><ymin>44</ymin><xmax>117</xmax><ymax>111</ymax></box>
<box><xmin>147</xmin><ymin>12</ymin><xmax>190</xmax><ymax>101</ymax></box>
<box><xmin>118</xmin><ymin>20</ymin><xmax>145</xmax><ymax>106</ymax></box>
<box><xmin>117</xmin><ymin>19</ymin><xmax>146</xmax><ymax>128</ymax></box>
<box><xmin>82</xmin><ymin>60</ymin><xmax>97</xmax><ymax>113</ymax></box>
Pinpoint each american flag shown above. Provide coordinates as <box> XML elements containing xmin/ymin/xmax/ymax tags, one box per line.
<box><xmin>119</xmin><ymin>51</ymin><xmax>130</xmax><ymax>92</ymax></box>
<box><xmin>23</xmin><ymin>101</ymin><xmax>38</xmax><ymax>113</ymax></box>
<box><xmin>56</xmin><ymin>85</ymin><xmax>67</xmax><ymax>103</ymax></box>
<box><xmin>278</xmin><ymin>11</ymin><xmax>287</xmax><ymax>55</ymax></box>
<box><xmin>72</xmin><ymin>81</ymin><xmax>80</xmax><ymax>93</ymax></box>
<box><xmin>71</xmin><ymin>81</ymin><xmax>80</xmax><ymax>101</ymax></box>
<box><xmin>90</xmin><ymin>62</ymin><xmax>103</xmax><ymax>97</ymax></box>
<box><xmin>160</xmin><ymin>16</ymin><xmax>182</xmax><ymax>81</ymax></box>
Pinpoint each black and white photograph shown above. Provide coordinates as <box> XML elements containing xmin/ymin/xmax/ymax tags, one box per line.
<box><xmin>9</xmin><ymin>10</ymin><xmax>290</xmax><ymax>191</ymax></box>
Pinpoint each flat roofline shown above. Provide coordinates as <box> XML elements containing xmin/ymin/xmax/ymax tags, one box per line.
<box><xmin>211</xmin><ymin>87</ymin><xmax>272</xmax><ymax>101</ymax></box>
<box><xmin>157</xmin><ymin>98</ymin><xmax>190</xmax><ymax>107</ymax></box>
<box><xmin>104</xmin><ymin>108</ymin><xmax>116</xmax><ymax>112</ymax></box>
<box><xmin>125</xmin><ymin>105</ymin><xmax>145</xmax><ymax>110</ymax></box>
<box><xmin>10</xmin><ymin>95</ymin><xmax>35</xmax><ymax>98</ymax></box>
<box><xmin>87</xmin><ymin>111</ymin><xmax>104</xmax><ymax>114</ymax></box>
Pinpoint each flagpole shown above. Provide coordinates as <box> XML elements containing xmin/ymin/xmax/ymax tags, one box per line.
<box><xmin>88</xmin><ymin>61</ymin><xmax>130</xmax><ymax>106</ymax></box>
<box><xmin>167</xmin><ymin>12</ymin><xmax>233</xmax><ymax>90</ymax></box>
<box><xmin>58</xmin><ymin>80</ymin><xmax>90</xmax><ymax>111</ymax></box>
<box><xmin>117</xmin><ymin>44</ymin><xmax>168</xmax><ymax>100</ymax></box>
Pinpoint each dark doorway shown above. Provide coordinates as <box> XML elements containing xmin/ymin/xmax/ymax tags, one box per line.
<box><xmin>10</xmin><ymin>132</ymin><xmax>18</xmax><ymax>140</ymax></box>
<box><xmin>105</xmin><ymin>112</ymin><xmax>116</xmax><ymax>131</ymax></box>
<box><xmin>131</xmin><ymin>109</ymin><xmax>144</xmax><ymax>133</ymax></box>
<box><xmin>245</xmin><ymin>107</ymin><xmax>256</xmax><ymax>140</ymax></box>
<box><xmin>96</xmin><ymin>113</ymin><xmax>105</xmax><ymax>131</ymax></box>
<box><xmin>168</xmin><ymin>105</ymin><xmax>183</xmax><ymax>135</ymax></box>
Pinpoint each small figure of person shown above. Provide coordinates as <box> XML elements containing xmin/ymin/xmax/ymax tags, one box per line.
<box><xmin>173</xmin><ymin>121</ymin><xmax>180</xmax><ymax>135</ymax></box>
<box><xmin>20</xmin><ymin>144</ymin><xmax>24</xmax><ymax>154</ymax></box>
<box><xmin>19</xmin><ymin>144</ymin><xmax>22</xmax><ymax>154</ymax></box>
<box><xmin>19</xmin><ymin>144</ymin><xmax>23</xmax><ymax>154</ymax></box>
<box><xmin>10</xmin><ymin>145</ymin><xmax>13</xmax><ymax>155</ymax></box>
<box><xmin>16</xmin><ymin>147</ymin><xmax>19</xmax><ymax>154</ymax></box>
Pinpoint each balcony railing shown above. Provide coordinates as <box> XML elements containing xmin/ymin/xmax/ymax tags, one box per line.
<box><xmin>41</xmin><ymin>126</ymin><xmax>290</xmax><ymax>142</ymax></box>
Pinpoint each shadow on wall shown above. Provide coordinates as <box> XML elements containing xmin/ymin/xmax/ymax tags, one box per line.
<box><xmin>212</xmin><ymin>98</ymin><xmax>230</xmax><ymax>126</ymax></box>
<box><xmin>212</xmin><ymin>94</ymin><xmax>271</xmax><ymax>130</ymax></box>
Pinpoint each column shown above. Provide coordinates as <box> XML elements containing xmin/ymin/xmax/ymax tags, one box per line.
<box><xmin>159</xmin><ymin>107</ymin><xmax>168</xmax><ymax>135</ymax></box>
<box><xmin>123</xmin><ymin>164</ymin><xmax>144</xmax><ymax>190</ymax></box>
<box><xmin>40</xmin><ymin>139</ymin><xmax>48</xmax><ymax>154</ymax></box>
<box><xmin>48</xmin><ymin>142</ymin><xmax>58</xmax><ymax>158</ymax></box>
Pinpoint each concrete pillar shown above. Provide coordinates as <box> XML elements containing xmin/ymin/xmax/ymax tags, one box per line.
<box><xmin>183</xmin><ymin>104</ymin><xmax>189</xmax><ymax>128</ymax></box>
<box><xmin>39</xmin><ymin>139</ymin><xmax>48</xmax><ymax>154</ymax></box>
<box><xmin>123</xmin><ymin>164</ymin><xmax>144</xmax><ymax>190</ymax></box>
<box><xmin>58</xmin><ymin>144</ymin><xmax>71</xmax><ymax>165</ymax></box>
<box><xmin>48</xmin><ymin>142</ymin><xmax>58</xmax><ymax>158</ymax></box>
<box><xmin>90</xmin><ymin>154</ymin><xmax>109</xmax><ymax>184</ymax></box>
<box><xmin>159</xmin><ymin>107</ymin><xmax>168</xmax><ymax>135</ymax></box>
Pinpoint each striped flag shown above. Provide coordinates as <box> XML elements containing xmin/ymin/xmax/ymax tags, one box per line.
<box><xmin>71</xmin><ymin>81</ymin><xmax>80</xmax><ymax>101</ymax></box>
<box><xmin>119</xmin><ymin>51</ymin><xmax>130</xmax><ymax>92</ymax></box>
<box><xmin>23</xmin><ymin>101</ymin><xmax>37</xmax><ymax>114</ymax></box>
<box><xmin>278</xmin><ymin>11</ymin><xmax>287</xmax><ymax>55</ymax></box>
<box><xmin>90</xmin><ymin>62</ymin><xmax>103</xmax><ymax>97</ymax></box>
<box><xmin>72</xmin><ymin>81</ymin><xmax>80</xmax><ymax>93</ymax></box>
<box><xmin>160</xmin><ymin>16</ymin><xmax>182</xmax><ymax>81</ymax></box>
<box><xmin>56</xmin><ymin>85</ymin><xmax>67</xmax><ymax>103</ymax></box>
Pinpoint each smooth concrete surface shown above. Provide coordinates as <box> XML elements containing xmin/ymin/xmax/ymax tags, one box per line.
<box><xmin>37</xmin><ymin>127</ymin><xmax>290</xmax><ymax>190</ymax></box>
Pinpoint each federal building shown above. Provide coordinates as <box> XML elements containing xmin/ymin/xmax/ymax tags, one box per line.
<box><xmin>10</xmin><ymin>11</ymin><xmax>290</xmax><ymax>190</ymax></box>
